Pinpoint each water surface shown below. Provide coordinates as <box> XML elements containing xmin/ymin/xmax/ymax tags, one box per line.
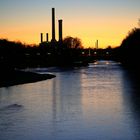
<box><xmin>0</xmin><ymin>60</ymin><xmax>140</xmax><ymax>140</ymax></box>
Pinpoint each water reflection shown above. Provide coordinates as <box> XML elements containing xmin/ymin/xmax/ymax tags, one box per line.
<box><xmin>80</xmin><ymin>61</ymin><xmax>134</xmax><ymax>139</ymax></box>
<box><xmin>49</xmin><ymin>70</ymin><xmax>84</xmax><ymax>139</ymax></box>
<box><xmin>0</xmin><ymin>61</ymin><xmax>140</xmax><ymax>140</ymax></box>
<box><xmin>122</xmin><ymin>69</ymin><xmax>140</xmax><ymax>139</ymax></box>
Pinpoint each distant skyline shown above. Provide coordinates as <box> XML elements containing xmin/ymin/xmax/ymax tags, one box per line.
<box><xmin>0</xmin><ymin>0</ymin><xmax>140</xmax><ymax>48</ymax></box>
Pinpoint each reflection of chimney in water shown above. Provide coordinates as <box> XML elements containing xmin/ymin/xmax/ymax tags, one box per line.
<box><xmin>46</xmin><ymin>33</ymin><xmax>49</xmax><ymax>42</ymax></box>
<box><xmin>41</xmin><ymin>33</ymin><xmax>43</xmax><ymax>43</ymax></box>
<box><xmin>51</xmin><ymin>8</ymin><xmax>56</xmax><ymax>42</ymax></box>
<box><xmin>58</xmin><ymin>19</ymin><xmax>63</xmax><ymax>42</ymax></box>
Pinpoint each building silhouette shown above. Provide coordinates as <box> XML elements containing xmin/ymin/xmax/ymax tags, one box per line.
<box><xmin>58</xmin><ymin>19</ymin><xmax>63</xmax><ymax>42</ymax></box>
<box><xmin>51</xmin><ymin>8</ymin><xmax>56</xmax><ymax>42</ymax></box>
<box><xmin>40</xmin><ymin>8</ymin><xmax>63</xmax><ymax>45</ymax></box>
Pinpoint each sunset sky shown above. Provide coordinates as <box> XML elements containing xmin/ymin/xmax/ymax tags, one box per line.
<box><xmin>0</xmin><ymin>0</ymin><xmax>140</xmax><ymax>48</ymax></box>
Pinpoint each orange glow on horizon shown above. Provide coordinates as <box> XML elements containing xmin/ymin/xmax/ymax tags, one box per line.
<box><xmin>0</xmin><ymin>23</ymin><xmax>133</xmax><ymax>49</ymax></box>
<box><xmin>0</xmin><ymin>0</ymin><xmax>139</xmax><ymax>48</ymax></box>
<box><xmin>0</xmin><ymin>34</ymin><xmax>123</xmax><ymax>48</ymax></box>
<box><xmin>0</xmin><ymin>34</ymin><xmax>128</xmax><ymax>49</ymax></box>
<box><xmin>0</xmin><ymin>24</ymin><xmax>130</xmax><ymax>49</ymax></box>
<box><xmin>0</xmin><ymin>8</ymin><xmax>138</xmax><ymax>48</ymax></box>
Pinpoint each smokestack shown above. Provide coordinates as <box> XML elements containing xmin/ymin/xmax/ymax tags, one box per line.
<box><xmin>46</xmin><ymin>33</ymin><xmax>49</xmax><ymax>42</ymax></box>
<box><xmin>41</xmin><ymin>33</ymin><xmax>43</xmax><ymax>43</ymax></box>
<box><xmin>96</xmin><ymin>40</ymin><xmax>98</xmax><ymax>49</ymax></box>
<box><xmin>51</xmin><ymin>8</ymin><xmax>56</xmax><ymax>42</ymax></box>
<box><xmin>58</xmin><ymin>19</ymin><xmax>63</xmax><ymax>42</ymax></box>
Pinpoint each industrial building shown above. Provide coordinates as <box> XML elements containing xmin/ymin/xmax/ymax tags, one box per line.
<box><xmin>40</xmin><ymin>8</ymin><xmax>63</xmax><ymax>45</ymax></box>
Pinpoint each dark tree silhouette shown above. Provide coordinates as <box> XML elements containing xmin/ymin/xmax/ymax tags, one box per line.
<box><xmin>120</xmin><ymin>27</ymin><xmax>140</xmax><ymax>67</ymax></box>
<box><xmin>121</xmin><ymin>28</ymin><xmax>140</xmax><ymax>48</ymax></box>
<box><xmin>0</xmin><ymin>37</ymin><xmax>88</xmax><ymax>68</ymax></box>
<box><xmin>63</xmin><ymin>36</ymin><xmax>83</xmax><ymax>49</ymax></box>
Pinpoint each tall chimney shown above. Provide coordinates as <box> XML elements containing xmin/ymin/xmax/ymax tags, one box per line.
<box><xmin>58</xmin><ymin>19</ymin><xmax>63</xmax><ymax>42</ymax></box>
<box><xmin>46</xmin><ymin>33</ymin><xmax>49</xmax><ymax>42</ymax></box>
<box><xmin>96</xmin><ymin>40</ymin><xmax>98</xmax><ymax>49</ymax></box>
<box><xmin>51</xmin><ymin>8</ymin><xmax>56</xmax><ymax>42</ymax></box>
<box><xmin>41</xmin><ymin>33</ymin><xmax>43</xmax><ymax>43</ymax></box>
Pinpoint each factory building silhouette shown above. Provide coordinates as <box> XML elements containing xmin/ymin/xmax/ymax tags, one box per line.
<box><xmin>40</xmin><ymin>8</ymin><xmax>63</xmax><ymax>44</ymax></box>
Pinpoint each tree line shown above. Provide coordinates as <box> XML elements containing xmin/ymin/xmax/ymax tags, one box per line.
<box><xmin>0</xmin><ymin>36</ymin><xmax>87</xmax><ymax>69</ymax></box>
<box><xmin>0</xmin><ymin>26</ymin><xmax>140</xmax><ymax>70</ymax></box>
<box><xmin>112</xmin><ymin>27</ymin><xmax>140</xmax><ymax>68</ymax></box>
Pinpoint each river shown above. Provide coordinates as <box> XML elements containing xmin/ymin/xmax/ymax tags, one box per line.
<box><xmin>0</xmin><ymin>60</ymin><xmax>140</xmax><ymax>140</ymax></box>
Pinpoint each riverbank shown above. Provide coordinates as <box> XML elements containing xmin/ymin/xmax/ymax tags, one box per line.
<box><xmin>0</xmin><ymin>70</ymin><xmax>56</xmax><ymax>88</ymax></box>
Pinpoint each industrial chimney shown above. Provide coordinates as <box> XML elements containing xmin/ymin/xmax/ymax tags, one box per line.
<box><xmin>96</xmin><ymin>40</ymin><xmax>98</xmax><ymax>49</ymax></box>
<box><xmin>51</xmin><ymin>8</ymin><xmax>56</xmax><ymax>42</ymax></box>
<box><xmin>40</xmin><ymin>33</ymin><xmax>43</xmax><ymax>43</ymax></box>
<box><xmin>46</xmin><ymin>33</ymin><xmax>49</xmax><ymax>42</ymax></box>
<box><xmin>58</xmin><ymin>19</ymin><xmax>63</xmax><ymax>42</ymax></box>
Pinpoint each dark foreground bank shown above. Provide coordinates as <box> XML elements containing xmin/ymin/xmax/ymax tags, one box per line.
<box><xmin>0</xmin><ymin>70</ymin><xmax>56</xmax><ymax>88</ymax></box>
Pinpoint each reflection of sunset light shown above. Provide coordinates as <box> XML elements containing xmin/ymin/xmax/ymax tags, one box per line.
<box><xmin>80</xmin><ymin>64</ymin><xmax>124</xmax><ymax>120</ymax></box>
<box><xmin>105</xmin><ymin>61</ymin><xmax>110</xmax><ymax>65</ymax></box>
<box><xmin>81</xmin><ymin>89</ymin><xmax>124</xmax><ymax>120</ymax></box>
<box><xmin>93</xmin><ymin>61</ymin><xmax>98</xmax><ymax>65</ymax></box>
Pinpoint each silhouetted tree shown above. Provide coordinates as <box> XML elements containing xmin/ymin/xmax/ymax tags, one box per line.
<box><xmin>0</xmin><ymin>38</ymin><xmax>88</xmax><ymax>68</ymax></box>
<box><xmin>120</xmin><ymin>27</ymin><xmax>140</xmax><ymax>67</ymax></box>
<box><xmin>63</xmin><ymin>36</ymin><xmax>83</xmax><ymax>49</ymax></box>
<box><xmin>121</xmin><ymin>28</ymin><xmax>140</xmax><ymax>49</ymax></box>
